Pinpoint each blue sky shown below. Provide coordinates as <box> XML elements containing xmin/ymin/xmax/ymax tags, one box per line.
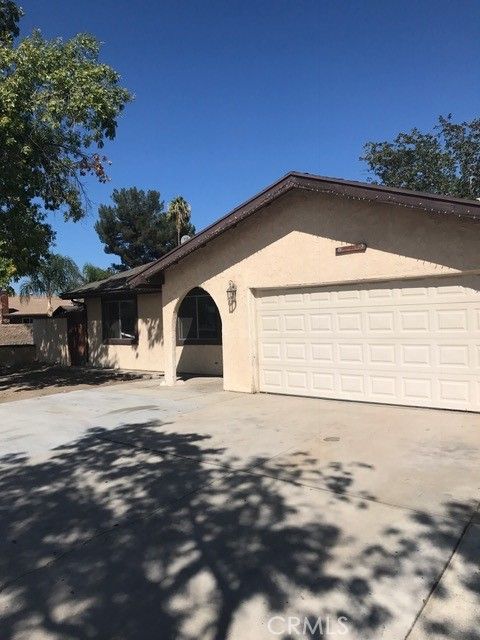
<box><xmin>20</xmin><ymin>0</ymin><xmax>480</xmax><ymax>270</ymax></box>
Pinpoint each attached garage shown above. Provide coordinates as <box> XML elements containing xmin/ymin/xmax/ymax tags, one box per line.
<box><xmin>256</xmin><ymin>276</ymin><xmax>480</xmax><ymax>411</ymax></box>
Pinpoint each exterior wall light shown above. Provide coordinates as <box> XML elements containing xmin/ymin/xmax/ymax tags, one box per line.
<box><xmin>227</xmin><ymin>280</ymin><xmax>237</xmax><ymax>313</ymax></box>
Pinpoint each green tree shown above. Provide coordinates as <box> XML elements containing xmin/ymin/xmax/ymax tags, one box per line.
<box><xmin>20</xmin><ymin>253</ymin><xmax>82</xmax><ymax>315</ymax></box>
<box><xmin>0</xmin><ymin>0</ymin><xmax>22</xmax><ymax>40</ymax></box>
<box><xmin>361</xmin><ymin>115</ymin><xmax>480</xmax><ymax>199</ymax></box>
<box><xmin>96</xmin><ymin>188</ymin><xmax>195</xmax><ymax>269</ymax></box>
<box><xmin>82</xmin><ymin>263</ymin><xmax>115</xmax><ymax>284</ymax></box>
<box><xmin>0</xmin><ymin>241</ymin><xmax>16</xmax><ymax>290</ymax></box>
<box><xmin>167</xmin><ymin>196</ymin><xmax>192</xmax><ymax>246</ymax></box>
<box><xmin>0</xmin><ymin>2</ymin><xmax>132</xmax><ymax>277</ymax></box>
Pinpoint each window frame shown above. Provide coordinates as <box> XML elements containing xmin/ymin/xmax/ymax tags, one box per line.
<box><xmin>101</xmin><ymin>295</ymin><xmax>138</xmax><ymax>345</ymax></box>
<box><xmin>177</xmin><ymin>289</ymin><xmax>222</xmax><ymax>346</ymax></box>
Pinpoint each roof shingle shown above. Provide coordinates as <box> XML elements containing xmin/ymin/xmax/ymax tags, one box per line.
<box><xmin>0</xmin><ymin>324</ymin><xmax>34</xmax><ymax>346</ymax></box>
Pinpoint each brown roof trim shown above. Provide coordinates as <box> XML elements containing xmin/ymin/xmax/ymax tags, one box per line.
<box><xmin>129</xmin><ymin>171</ymin><xmax>480</xmax><ymax>287</ymax></box>
<box><xmin>61</xmin><ymin>261</ymin><xmax>161</xmax><ymax>299</ymax></box>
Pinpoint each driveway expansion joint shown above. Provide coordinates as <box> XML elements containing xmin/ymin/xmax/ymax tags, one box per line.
<box><xmin>403</xmin><ymin>500</ymin><xmax>480</xmax><ymax>639</ymax></box>
<box><xmin>93</xmin><ymin>430</ymin><xmax>475</xmax><ymax>527</ymax></box>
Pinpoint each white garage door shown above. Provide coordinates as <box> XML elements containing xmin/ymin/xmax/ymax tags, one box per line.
<box><xmin>256</xmin><ymin>277</ymin><xmax>480</xmax><ymax>411</ymax></box>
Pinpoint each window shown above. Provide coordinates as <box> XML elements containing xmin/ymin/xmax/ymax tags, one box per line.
<box><xmin>102</xmin><ymin>297</ymin><xmax>137</xmax><ymax>344</ymax></box>
<box><xmin>177</xmin><ymin>289</ymin><xmax>221</xmax><ymax>345</ymax></box>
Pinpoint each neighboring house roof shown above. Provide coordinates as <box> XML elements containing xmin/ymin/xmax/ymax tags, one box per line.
<box><xmin>62</xmin><ymin>171</ymin><xmax>480</xmax><ymax>299</ymax></box>
<box><xmin>6</xmin><ymin>296</ymin><xmax>78</xmax><ymax>318</ymax></box>
<box><xmin>0</xmin><ymin>324</ymin><xmax>34</xmax><ymax>346</ymax></box>
<box><xmin>51</xmin><ymin>303</ymin><xmax>85</xmax><ymax>318</ymax></box>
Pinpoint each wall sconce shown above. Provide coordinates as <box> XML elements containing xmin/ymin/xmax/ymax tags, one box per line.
<box><xmin>227</xmin><ymin>280</ymin><xmax>237</xmax><ymax>313</ymax></box>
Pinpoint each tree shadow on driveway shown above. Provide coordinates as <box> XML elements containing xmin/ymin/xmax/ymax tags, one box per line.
<box><xmin>0</xmin><ymin>421</ymin><xmax>479</xmax><ymax>639</ymax></box>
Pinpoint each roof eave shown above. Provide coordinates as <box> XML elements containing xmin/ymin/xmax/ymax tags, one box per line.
<box><xmin>129</xmin><ymin>172</ymin><xmax>480</xmax><ymax>287</ymax></box>
<box><xmin>61</xmin><ymin>284</ymin><xmax>163</xmax><ymax>300</ymax></box>
<box><xmin>129</xmin><ymin>174</ymin><xmax>303</xmax><ymax>286</ymax></box>
<box><xmin>64</xmin><ymin>172</ymin><xmax>480</xmax><ymax>295</ymax></box>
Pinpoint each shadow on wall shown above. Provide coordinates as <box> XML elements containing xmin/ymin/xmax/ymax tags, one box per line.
<box><xmin>87</xmin><ymin>325</ymin><xmax>121</xmax><ymax>369</ymax></box>
<box><xmin>32</xmin><ymin>318</ymin><xmax>70</xmax><ymax>366</ymax></box>
<box><xmin>143</xmin><ymin>313</ymin><xmax>163</xmax><ymax>352</ymax></box>
<box><xmin>0</xmin><ymin>422</ymin><xmax>478</xmax><ymax>639</ymax></box>
<box><xmin>0</xmin><ymin>345</ymin><xmax>36</xmax><ymax>367</ymax></box>
<box><xmin>175</xmin><ymin>288</ymin><xmax>223</xmax><ymax>377</ymax></box>
<box><xmin>176</xmin><ymin>344</ymin><xmax>223</xmax><ymax>376</ymax></box>
<box><xmin>87</xmin><ymin>300</ymin><xmax>163</xmax><ymax>371</ymax></box>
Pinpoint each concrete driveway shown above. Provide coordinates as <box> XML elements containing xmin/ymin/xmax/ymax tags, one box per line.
<box><xmin>0</xmin><ymin>377</ymin><xmax>479</xmax><ymax>640</ymax></box>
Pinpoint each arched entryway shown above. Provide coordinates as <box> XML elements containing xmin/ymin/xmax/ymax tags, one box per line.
<box><xmin>175</xmin><ymin>287</ymin><xmax>223</xmax><ymax>378</ymax></box>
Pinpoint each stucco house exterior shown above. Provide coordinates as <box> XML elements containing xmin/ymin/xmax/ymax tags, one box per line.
<box><xmin>63</xmin><ymin>172</ymin><xmax>480</xmax><ymax>411</ymax></box>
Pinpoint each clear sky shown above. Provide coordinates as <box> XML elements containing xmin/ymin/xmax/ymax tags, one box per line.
<box><xmin>19</xmin><ymin>0</ymin><xmax>480</xmax><ymax>270</ymax></box>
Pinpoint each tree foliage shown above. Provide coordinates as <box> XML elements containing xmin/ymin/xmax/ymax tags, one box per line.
<box><xmin>96</xmin><ymin>188</ymin><xmax>195</xmax><ymax>269</ymax></box>
<box><xmin>0</xmin><ymin>1</ymin><xmax>132</xmax><ymax>277</ymax></box>
<box><xmin>361</xmin><ymin>115</ymin><xmax>480</xmax><ymax>199</ymax></box>
<box><xmin>0</xmin><ymin>0</ymin><xmax>22</xmax><ymax>41</ymax></box>
<box><xmin>20</xmin><ymin>253</ymin><xmax>82</xmax><ymax>313</ymax></box>
<box><xmin>82</xmin><ymin>263</ymin><xmax>115</xmax><ymax>284</ymax></box>
<box><xmin>0</xmin><ymin>241</ymin><xmax>16</xmax><ymax>289</ymax></box>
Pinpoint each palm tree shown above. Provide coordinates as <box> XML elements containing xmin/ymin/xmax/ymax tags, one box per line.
<box><xmin>20</xmin><ymin>253</ymin><xmax>82</xmax><ymax>315</ymax></box>
<box><xmin>167</xmin><ymin>196</ymin><xmax>192</xmax><ymax>246</ymax></box>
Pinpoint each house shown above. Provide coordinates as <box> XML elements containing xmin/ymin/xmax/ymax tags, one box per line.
<box><xmin>63</xmin><ymin>172</ymin><xmax>480</xmax><ymax>411</ymax></box>
<box><xmin>0</xmin><ymin>323</ymin><xmax>36</xmax><ymax>366</ymax></box>
<box><xmin>0</xmin><ymin>293</ymin><xmax>86</xmax><ymax>367</ymax></box>
<box><xmin>0</xmin><ymin>294</ymin><xmax>79</xmax><ymax>324</ymax></box>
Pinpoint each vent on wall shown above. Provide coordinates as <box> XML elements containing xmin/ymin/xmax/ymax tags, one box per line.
<box><xmin>335</xmin><ymin>243</ymin><xmax>367</xmax><ymax>256</ymax></box>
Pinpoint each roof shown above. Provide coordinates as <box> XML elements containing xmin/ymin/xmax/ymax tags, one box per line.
<box><xmin>63</xmin><ymin>262</ymin><xmax>158</xmax><ymax>299</ymax></box>
<box><xmin>6</xmin><ymin>296</ymin><xmax>78</xmax><ymax>318</ymax></box>
<box><xmin>51</xmin><ymin>303</ymin><xmax>85</xmax><ymax>318</ymax></box>
<box><xmin>62</xmin><ymin>172</ymin><xmax>480</xmax><ymax>298</ymax></box>
<box><xmin>0</xmin><ymin>324</ymin><xmax>34</xmax><ymax>346</ymax></box>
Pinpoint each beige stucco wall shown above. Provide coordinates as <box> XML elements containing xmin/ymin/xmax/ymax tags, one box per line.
<box><xmin>33</xmin><ymin>317</ymin><xmax>70</xmax><ymax>366</ymax></box>
<box><xmin>176</xmin><ymin>344</ymin><xmax>223</xmax><ymax>375</ymax></box>
<box><xmin>86</xmin><ymin>292</ymin><xmax>163</xmax><ymax>371</ymax></box>
<box><xmin>161</xmin><ymin>189</ymin><xmax>480</xmax><ymax>393</ymax></box>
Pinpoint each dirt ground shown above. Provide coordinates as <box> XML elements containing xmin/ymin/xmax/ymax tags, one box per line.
<box><xmin>0</xmin><ymin>364</ymin><xmax>158</xmax><ymax>403</ymax></box>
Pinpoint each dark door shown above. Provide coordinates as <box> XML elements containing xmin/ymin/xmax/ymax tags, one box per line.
<box><xmin>67</xmin><ymin>313</ymin><xmax>88</xmax><ymax>366</ymax></box>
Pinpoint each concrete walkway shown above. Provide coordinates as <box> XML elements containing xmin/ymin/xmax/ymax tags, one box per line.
<box><xmin>0</xmin><ymin>378</ymin><xmax>479</xmax><ymax>639</ymax></box>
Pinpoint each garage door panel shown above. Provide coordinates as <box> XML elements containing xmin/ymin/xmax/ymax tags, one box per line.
<box><xmin>401</xmin><ymin>344</ymin><xmax>431</xmax><ymax>366</ymax></box>
<box><xmin>368</xmin><ymin>344</ymin><xmax>396</xmax><ymax>365</ymax></box>
<box><xmin>256</xmin><ymin>279</ymin><xmax>480</xmax><ymax>410</ymax></box>
<box><xmin>284</xmin><ymin>314</ymin><xmax>305</xmax><ymax>332</ymax></box>
<box><xmin>369</xmin><ymin>375</ymin><xmax>397</xmax><ymax>398</ymax></box>
<box><xmin>338</xmin><ymin>343</ymin><xmax>364</xmax><ymax>364</ymax></box>
<box><xmin>261</xmin><ymin>369</ymin><xmax>283</xmax><ymax>390</ymax></box>
<box><xmin>436</xmin><ymin>308</ymin><xmax>469</xmax><ymax>331</ymax></box>
<box><xmin>367</xmin><ymin>311</ymin><xmax>395</xmax><ymax>332</ymax></box>
<box><xmin>439</xmin><ymin>379</ymin><xmax>470</xmax><ymax>403</ymax></box>
<box><xmin>312</xmin><ymin>343</ymin><xmax>334</xmax><ymax>363</ymax></box>
<box><xmin>311</xmin><ymin>313</ymin><xmax>332</xmax><ymax>332</ymax></box>
<box><xmin>260</xmin><ymin>342</ymin><xmax>282</xmax><ymax>361</ymax></box>
<box><xmin>438</xmin><ymin>345</ymin><xmax>470</xmax><ymax>368</ymax></box>
<box><xmin>313</xmin><ymin>372</ymin><xmax>334</xmax><ymax>393</ymax></box>
<box><xmin>284</xmin><ymin>343</ymin><xmax>307</xmax><ymax>361</ymax></box>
